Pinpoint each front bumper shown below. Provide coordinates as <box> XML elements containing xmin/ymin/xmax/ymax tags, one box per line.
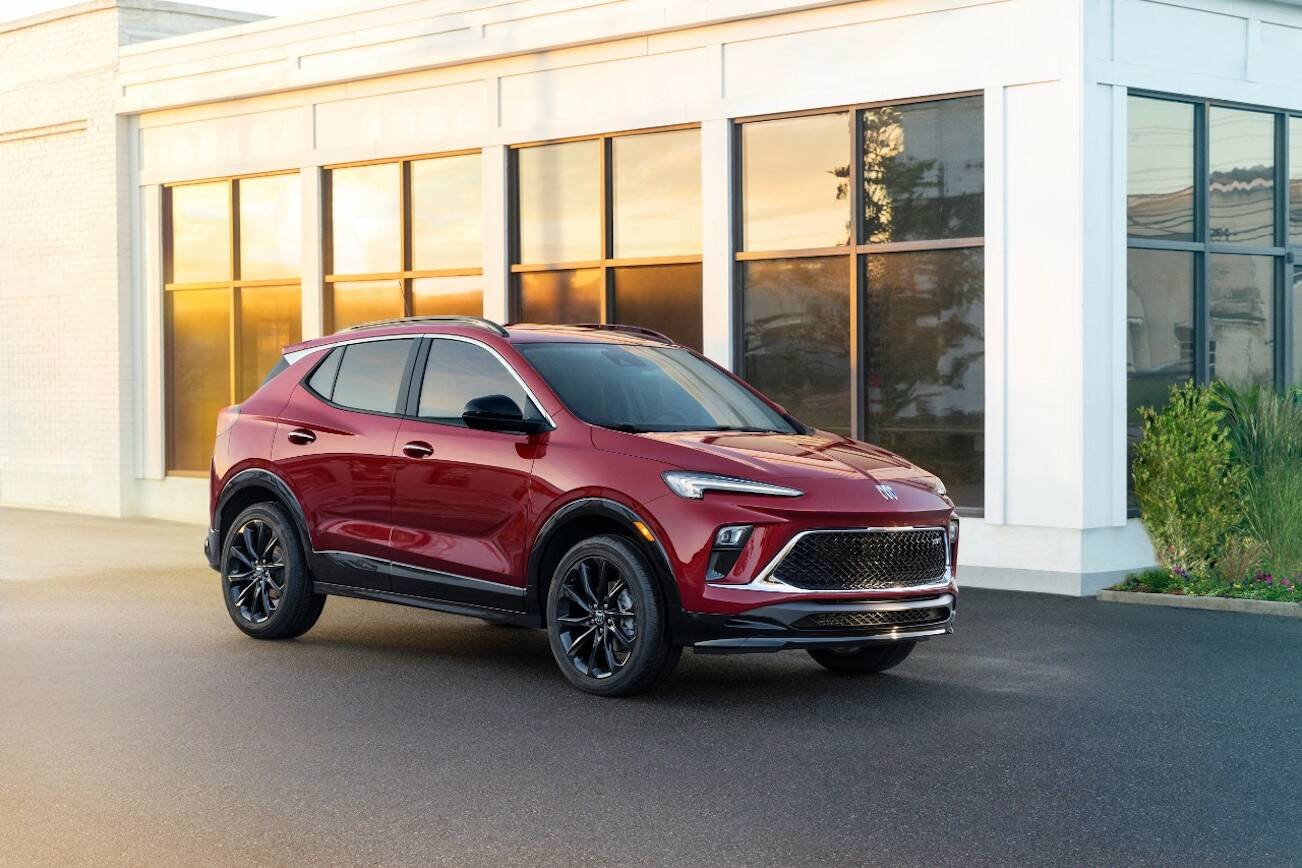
<box><xmin>673</xmin><ymin>593</ymin><xmax>956</xmax><ymax>654</ymax></box>
<box><xmin>204</xmin><ymin>528</ymin><xmax>221</xmax><ymax>571</ymax></box>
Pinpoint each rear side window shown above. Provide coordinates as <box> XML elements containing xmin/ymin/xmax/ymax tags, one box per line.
<box><xmin>417</xmin><ymin>339</ymin><xmax>538</xmax><ymax>425</ymax></box>
<box><xmin>319</xmin><ymin>339</ymin><xmax>415</xmax><ymax>413</ymax></box>
<box><xmin>260</xmin><ymin>356</ymin><xmax>289</xmax><ymax>388</ymax></box>
<box><xmin>305</xmin><ymin>347</ymin><xmax>343</xmax><ymax>398</ymax></box>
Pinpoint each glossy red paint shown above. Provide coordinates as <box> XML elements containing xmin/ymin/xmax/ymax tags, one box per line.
<box><xmin>210</xmin><ymin>320</ymin><xmax>958</xmax><ymax>635</ymax></box>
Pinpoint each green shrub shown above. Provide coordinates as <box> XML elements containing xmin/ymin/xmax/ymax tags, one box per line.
<box><xmin>1212</xmin><ymin>382</ymin><xmax>1302</xmax><ymax>576</ymax></box>
<box><xmin>1132</xmin><ymin>381</ymin><xmax>1245</xmax><ymax>573</ymax></box>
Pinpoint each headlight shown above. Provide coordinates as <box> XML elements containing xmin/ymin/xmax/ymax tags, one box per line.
<box><xmin>934</xmin><ymin>479</ymin><xmax>948</xmax><ymax>497</ymax></box>
<box><xmin>948</xmin><ymin>516</ymin><xmax>960</xmax><ymax>544</ymax></box>
<box><xmin>661</xmin><ymin>471</ymin><xmax>804</xmax><ymax>500</ymax></box>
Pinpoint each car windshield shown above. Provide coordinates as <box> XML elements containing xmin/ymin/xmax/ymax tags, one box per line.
<box><xmin>516</xmin><ymin>342</ymin><xmax>800</xmax><ymax>434</ymax></box>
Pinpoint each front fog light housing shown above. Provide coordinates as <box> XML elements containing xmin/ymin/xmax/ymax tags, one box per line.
<box><xmin>948</xmin><ymin>517</ymin><xmax>960</xmax><ymax>545</ymax></box>
<box><xmin>706</xmin><ymin>524</ymin><xmax>753</xmax><ymax>581</ymax></box>
<box><xmin>715</xmin><ymin>525</ymin><xmax>752</xmax><ymax>548</ymax></box>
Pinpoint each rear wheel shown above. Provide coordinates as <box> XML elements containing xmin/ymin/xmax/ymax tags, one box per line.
<box><xmin>807</xmin><ymin>641</ymin><xmax>915</xmax><ymax>674</ymax></box>
<box><xmin>220</xmin><ymin>503</ymin><xmax>325</xmax><ymax>640</ymax></box>
<box><xmin>545</xmin><ymin>535</ymin><xmax>680</xmax><ymax>697</ymax></box>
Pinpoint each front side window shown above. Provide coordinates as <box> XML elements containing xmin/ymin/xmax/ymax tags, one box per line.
<box><xmin>518</xmin><ymin>342</ymin><xmax>796</xmax><ymax>434</ymax></box>
<box><xmin>417</xmin><ymin>340</ymin><xmax>535</xmax><ymax>425</ymax></box>
<box><xmin>327</xmin><ymin>339</ymin><xmax>416</xmax><ymax>413</ymax></box>
<box><xmin>165</xmin><ymin>174</ymin><xmax>302</xmax><ymax>474</ymax></box>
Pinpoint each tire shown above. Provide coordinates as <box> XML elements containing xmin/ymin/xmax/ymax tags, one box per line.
<box><xmin>220</xmin><ymin>502</ymin><xmax>325</xmax><ymax>640</ymax></box>
<box><xmin>807</xmin><ymin>641</ymin><xmax>916</xmax><ymax>674</ymax></box>
<box><xmin>545</xmin><ymin>535</ymin><xmax>681</xmax><ymax>697</ymax></box>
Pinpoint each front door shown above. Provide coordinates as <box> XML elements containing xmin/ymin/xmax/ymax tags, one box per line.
<box><xmin>388</xmin><ymin>337</ymin><xmax>543</xmax><ymax>611</ymax></box>
<box><xmin>272</xmin><ymin>337</ymin><xmax>419</xmax><ymax>590</ymax></box>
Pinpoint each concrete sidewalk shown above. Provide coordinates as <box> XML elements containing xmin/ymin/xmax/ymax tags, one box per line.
<box><xmin>2</xmin><ymin>507</ymin><xmax>1300</xmax><ymax>866</ymax></box>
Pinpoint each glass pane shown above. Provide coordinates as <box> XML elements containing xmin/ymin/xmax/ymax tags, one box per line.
<box><xmin>517</xmin><ymin>140</ymin><xmax>601</xmax><ymax>263</ymax></box>
<box><xmin>517</xmin><ymin>269</ymin><xmax>601</xmax><ymax>323</ymax></box>
<box><xmin>1209</xmin><ymin>254</ymin><xmax>1275</xmax><ymax>387</ymax></box>
<box><xmin>331</xmin><ymin>339</ymin><xmax>416</xmax><ymax>414</ymax></box>
<box><xmin>863</xmin><ymin>96</ymin><xmax>983</xmax><ymax>244</ymax></box>
<box><xmin>742</xmin><ymin>113</ymin><xmax>851</xmax><ymax>252</ymax></box>
<box><xmin>1290</xmin><ymin>117</ymin><xmax>1302</xmax><ymax>246</ymax></box>
<box><xmin>1209</xmin><ymin>107</ymin><xmax>1275</xmax><ymax>245</ymax></box>
<box><xmin>1126</xmin><ymin>97</ymin><xmax>1195</xmax><ymax>241</ymax></box>
<box><xmin>1294</xmin><ymin>266</ymin><xmax>1302</xmax><ymax>386</ymax></box>
<box><xmin>237</xmin><ymin>284</ymin><xmax>301</xmax><ymax>401</ymax></box>
<box><xmin>330</xmin><ymin>279</ymin><xmax>401</xmax><ymax>331</ymax></box>
<box><xmin>307</xmin><ymin>347</ymin><xmax>342</xmax><ymax>399</ymax></box>
<box><xmin>1126</xmin><ymin>249</ymin><xmax>1195</xmax><ymax>500</ymax></box>
<box><xmin>167</xmin><ymin>289</ymin><xmax>230</xmax><ymax>472</ymax></box>
<box><xmin>742</xmin><ymin>256</ymin><xmax>850</xmax><ymax>434</ymax></box>
<box><xmin>410</xmin><ymin>276</ymin><xmax>483</xmax><ymax>317</ymax></box>
<box><xmin>418</xmin><ymin>339</ymin><xmax>532</xmax><ymax>424</ymax></box>
<box><xmin>411</xmin><ymin>153</ymin><xmax>482</xmax><ymax>270</ymax></box>
<box><xmin>866</xmin><ymin>249</ymin><xmax>984</xmax><ymax>508</ymax></box>
<box><xmin>238</xmin><ymin>174</ymin><xmax>300</xmax><ymax>279</ymax></box>
<box><xmin>612</xmin><ymin>264</ymin><xmax>703</xmax><ymax>351</ymax></box>
<box><xmin>170</xmin><ymin>182</ymin><xmax>230</xmax><ymax>284</ymax></box>
<box><xmin>612</xmin><ymin>129</ymin><xmax>702</xmax><ymax>257</ymax></box>
<box><xmin>330</xmin><ymin>163</ymin><xmax>400</xmax><ymax>274</ymax></box>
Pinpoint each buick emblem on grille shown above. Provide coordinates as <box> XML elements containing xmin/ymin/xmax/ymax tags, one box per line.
<box><xmin>875</xmin><ymin>484</ymin><xmax>898</xmax><ymax>501</ymax></box>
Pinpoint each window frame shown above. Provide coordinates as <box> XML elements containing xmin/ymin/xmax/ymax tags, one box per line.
<box><xmin>730</xmin><ymin>91</ymin><xmax>985</xmax><ymax>512</ymax></box>
<box><xmin>1126</xmin><ymin>90</ymin><xmax>1299</xmax><ymax>394</ymax></box>
<box><xmin>407</xmin><ymin>335</ymin><xmax>545</xmax><ymax>428</ymax></box>
<box><xmin>507</xmin><ymin>123</ymin><xmax>703</xmax><ymax>325</ymax></box>
<box><xmin>163</xmin><ymin>170</ymin><xmax>303</xmax><ymax>476</ymax></box>
<box><xmin>323</xmin><ymin>149</ymin><xmax>484</xmax><ymax>331</ymax></box>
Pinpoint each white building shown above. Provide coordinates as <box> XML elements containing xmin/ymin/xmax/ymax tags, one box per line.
<box><xmin>2</xmin><ymin>0</ymin><xmax>1300</xmax><ymax>595</ymax></box>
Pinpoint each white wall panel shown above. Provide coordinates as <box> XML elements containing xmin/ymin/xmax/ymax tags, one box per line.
<box><xmin>313</xmin><ymin>80</ymin><xmax>487</xmax><ymax>152</ymax></box>
<box><xmin>1115</xmin><ymin>0</ymin><xmax>1247</xmax><ymax>79</ymax></box>
<box><xmin>1255</xmin><ymin>22</ymin><xmax>1302</xmax><ymax>87</ymax></box>
<box><xmin>140</xmin><ymin>106</ymin><xmax>305</xmax><ymax>178</ymax></box>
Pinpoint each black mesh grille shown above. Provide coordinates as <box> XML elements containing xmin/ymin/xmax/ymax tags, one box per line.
<box><xmin>795</xmin><ymin>607</ymin><xmax>948</xmax><ymax>631</ymax></box>
<box><xmin>770</xmin><ymin>529</ymin><xmax>948</xmax><ymax>591</ymax></box>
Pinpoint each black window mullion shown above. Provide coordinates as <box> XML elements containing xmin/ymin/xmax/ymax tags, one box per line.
<box><xmin>1194</xmin><ymin>100</ymin><xmax>1211</xmax><ymax>384</ymax></box>
<box><xmin>1276</xmin><ymin>113</ymin><xmax>1289</xmax><ymax>389</ymax></box>
<box><xmin>850</xmin><ymin>109</ymin><xmax>866</xmax><ymax>440</ymax></box>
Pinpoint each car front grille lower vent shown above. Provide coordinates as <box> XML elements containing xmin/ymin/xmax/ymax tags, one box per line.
<box><xmin>795</xmin><ymin>607</ymin><xmax>948</xmax><ymax>631</ymax></box>
<box><xmin>769</xmin><ymin>528</ymin><xmax>948</xmax><ymax>591</ymax></box>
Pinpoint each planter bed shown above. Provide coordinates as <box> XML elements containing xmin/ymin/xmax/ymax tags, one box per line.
<box><xmin>1098</xmin><ymin>589</ymin><xmax>1302</xmax><ymax>618</ymax></box>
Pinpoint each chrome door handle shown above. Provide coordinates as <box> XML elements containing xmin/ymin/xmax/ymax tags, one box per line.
<box><xmin>287</xmin><ymin>428</ymin><xmax>316</xmax><ymax>445</ymax></box>
<box><xmin>402</xmin><ymin>440</ymin><xmax>434</xmax><ymax>459</ymax></box>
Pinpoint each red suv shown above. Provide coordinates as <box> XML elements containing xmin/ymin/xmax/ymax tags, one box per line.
<box><xmin>206</xmin><ymin>316</ymin><xmax>958</xmax><ymax>696</ymax></box>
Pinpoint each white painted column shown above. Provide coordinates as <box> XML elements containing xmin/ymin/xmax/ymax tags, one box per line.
<box><xmin>481</xmin><ymin>144</ymin><xmax>510</xmax><ymax>324</ymax></box>
<box><xmin>700</xmin><ymin>118</ymin><xmax>733</xmax><ymax>368</ymax></box>
<box><xmin>137</xmin><ymin>184</ymin><xmax>166</xmax><ymax>481</ymax></box>
<box><xmin>981</xmin><ymin>86</ymin><xmax>1006</xmax><ymax>525</ymax></box>
<box><xmin>1109</xmin><ymin>84</ymin><xmax>1130</xmax><ymax>527</ymax></box>
<box><xmin>300</xmin><ymin>166</ymin><xmax>324</xmax><ymax>339</ymax></box>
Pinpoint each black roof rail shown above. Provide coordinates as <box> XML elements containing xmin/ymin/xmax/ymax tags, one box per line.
<box><xmin>339</xmin><ymin>315</ymin><xmax>509</xmax><ymax>337</ymax></box>
<box><xmin>567</xmin><ymin>323</ymin><xmax>674</xmax><ymax>344</ymax></box>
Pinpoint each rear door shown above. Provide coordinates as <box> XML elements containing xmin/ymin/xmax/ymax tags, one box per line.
<box><xmin>388</xmin><ymin>337</ymin><xmax>543</xmax><ymax>610</ymax></box>
<box><xmin>272</xmin><ymin>337</ymin><xmax>419</xmax><ymax>590</ymax></box>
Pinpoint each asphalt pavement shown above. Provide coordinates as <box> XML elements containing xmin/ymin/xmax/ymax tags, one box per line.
<box><xmin>2</xmin><ymin>507</ymin><xmax>1299</xmax><ymax>867</ymax></box>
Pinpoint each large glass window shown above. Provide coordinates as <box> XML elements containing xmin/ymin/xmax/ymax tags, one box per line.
<box><xmin>737</xmin><ymin>96</ymin><xmax>985</xmax><ymax>508</ymax></box>
<box><xmin>326</xmin><ymin>152</ymin><xmax>483</xmax><ymax>331</ymax></box>
<box><xmin>511</xmin><ymin>128</ymin><xmax>703</xmax><ymax>350</ymax></box>
<box><xmin>329</xmin><ymin>339</ymin><xmax>416</xmax><ymax>413</ymax></box>
<box><xmin>1126</xmin><ymin>94</ymin><xmax>1302</xmax><ymax>509</ymax></box>
<box><xmin>418</xmin><ymin>340</ymin><xmax>533</xmax><ymax>424</ymax></box>
<box><xmin>165</xmin><ymin>174</ymin><xmax>302</xmax><ymax>474</ymax></box>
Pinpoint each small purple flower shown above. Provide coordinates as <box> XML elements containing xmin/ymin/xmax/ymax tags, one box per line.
<box><xmin>1173</xmin><ymin>567</ymin><xmax>1189</xmax><ymax>579</ymax></box>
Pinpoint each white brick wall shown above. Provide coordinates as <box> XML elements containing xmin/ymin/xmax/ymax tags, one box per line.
<box><xmin>0</xmin><ymin>2</ymin><xmax>256</xmax><ymax>515</ymax></box>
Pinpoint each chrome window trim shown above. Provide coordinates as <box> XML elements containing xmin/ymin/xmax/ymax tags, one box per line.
<box><xmin>709</xmin><ymin>525</ymin><xmax>953</xmax><ymax>594</ymax></box>
<box><xmin>284</xmin><ymin>332</ymin><xmax>556</xmax><ymax>428</ymax></box>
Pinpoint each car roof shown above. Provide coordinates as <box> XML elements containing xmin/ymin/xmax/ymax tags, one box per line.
<box><xmin>282</xmin><ymin>318</ymin><xmax>676</xmax><ymax>357</ymax></box>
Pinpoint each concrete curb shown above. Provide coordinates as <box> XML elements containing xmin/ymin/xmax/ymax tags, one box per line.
<box><xmin>1098</xmin><ymin>589</ymin><xmax>1302</xmax><ymax>618</ymax></box>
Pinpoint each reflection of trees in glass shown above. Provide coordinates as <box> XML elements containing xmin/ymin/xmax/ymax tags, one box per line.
<box><xmin>862</xmin><ymin>103</ymin><xmax>983</xmax><ymax>244</ymax></box>
<box><xmin>742</xmin><ymin>258</ymin><xmax>850</xmax><ymax>434</ymax></box>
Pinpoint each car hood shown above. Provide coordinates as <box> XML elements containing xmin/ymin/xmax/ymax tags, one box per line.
<box><xmin>593</xmin><ymin>426</ymin><xmax>944</xmax><ymax>490</ymax></box>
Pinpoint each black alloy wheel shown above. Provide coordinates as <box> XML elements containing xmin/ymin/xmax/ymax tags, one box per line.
<box><xmin>226</xmin><ymin>518</ymin><xmax>286</xmax><ymax>625</ymax></box>
<box><xmin>220</xmin><ymin>502</ymin><xmax>325</xmax><ymax>640</ymax></box>
<box><xmin>545</xmin><ymin>535</ymin><xmax>681</xmax><ymax>697</ymax></box>
<box><xmin>554</xmin><ymin>556</ymin><xmax>637</xmax><ymax>679</ymax></box>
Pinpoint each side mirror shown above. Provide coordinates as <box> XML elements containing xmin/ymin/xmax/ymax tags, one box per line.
<box><xmin>462</xmin><ymin>394</ymin><xmax>545</xmax><ymax>435</ymax></box>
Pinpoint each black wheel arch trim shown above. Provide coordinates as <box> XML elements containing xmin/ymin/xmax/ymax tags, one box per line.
<box><xmin>525</xmin><ymin>497</ymin><xmax>682</xmax><ymax>621</ymax></box>
<box><xmin>211</xmin><ymin>468</ymin><xmax>314</xmax><ymax>571</ymax></box>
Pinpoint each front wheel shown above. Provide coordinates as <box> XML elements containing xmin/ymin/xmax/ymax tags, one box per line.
<box><xmin>545</xmin><ymin>535</ymin><xmax>681</xmax><ymax>697</ymax></box>
<box><xmin>808</xmin><ymin>641</ymin><xmax>916</xmax><ymax>674</ymax></box>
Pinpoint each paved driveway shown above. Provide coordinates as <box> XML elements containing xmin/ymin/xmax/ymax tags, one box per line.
<box><xmin>2</xmin><ymin>507</ymin><xmax>1299</xmax><ymax>867</ymax></box>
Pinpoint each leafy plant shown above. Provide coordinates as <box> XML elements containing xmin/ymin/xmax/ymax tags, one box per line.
<box><xmin>1212</xmin><ymin>383</ymin><xmax>1302</xmax><ymax>577</ymax></box>
<box><xmin>1132</xmin><ymin>381</ymin><xmax>1245</xmax><ymax>573</ymax></box>
<box><xmin>1216</xmin><ymin>536</ymin><xmax>1264</xmax><ymax>584</ymax></box>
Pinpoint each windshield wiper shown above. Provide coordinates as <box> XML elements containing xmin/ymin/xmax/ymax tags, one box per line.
<box><xmin>604</xmin><ymin>423</ymin><xmax>649</xmax><ymax>434</ymax></box>
<box><xmin>683</xmin><ymin>426</ymin><xmax>788</xmax><ymax>434</ymax></box>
